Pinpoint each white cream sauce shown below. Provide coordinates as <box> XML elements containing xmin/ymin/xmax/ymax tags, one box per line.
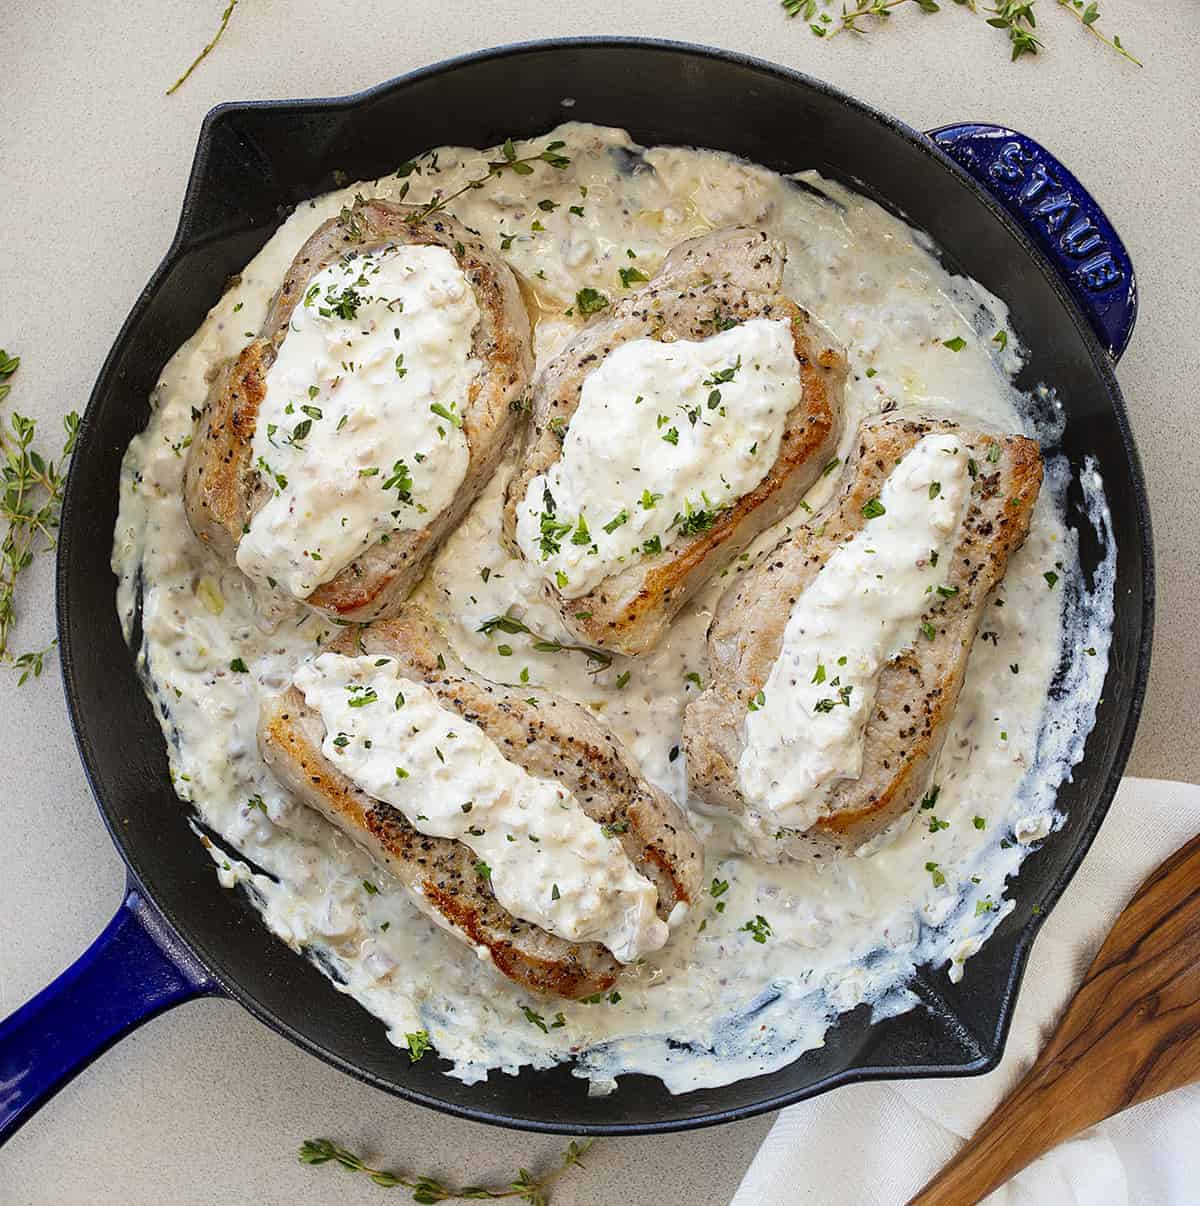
<box><xmin>515</xmin><ymin>318</ymin><xmax>800</xmax><ymax>597</ymax></box>
<box><xmin>238</xmin><ymin>243</ymin><xmax>477</xmax><ymax>598</ymax></box>
<box><xmin>741</xmin><ymin>433</ymin><xmax>972</xmax><ymax>829</ymax></box>
<box><xmin>294</xmin><ymin>652</ymin><xmax>664</xmax><ymax>962</ymax></box>
<box><xmin>112</xmin><ymin>124</ymin><xmax>1114</xmax><ymax>1094</ymax></box>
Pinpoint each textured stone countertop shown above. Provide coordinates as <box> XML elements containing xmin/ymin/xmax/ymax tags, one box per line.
<box><xmin>1</xmin><ymin>3</ymin><xmax>1196</xmax><ymax>1202</ymax></box>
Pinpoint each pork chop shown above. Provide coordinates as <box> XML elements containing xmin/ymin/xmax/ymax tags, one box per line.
<box><xmin>258</xmin><ymin>608</ymin><xmax>703</xmax><ymax>999</ymax></box>
<box><xmin>184</xmin><ymin>197</ymin><xmax>532</xmax><ymax>621</ymax></box>
<box><xmin>502</xmin><ymin>226</ymin><xmax>845</xmax><ymax>657</ymax></box>
<box><xmin>683</xmin><ymin>412</ymin><xmax>1043</xmax><ymax>856</ymax></box>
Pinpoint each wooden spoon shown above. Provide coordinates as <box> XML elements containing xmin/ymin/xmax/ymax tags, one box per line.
<box><xmin>910</xmin><ymin>832</ymin><xmax>1200</xmax><ymax>1206</ymax></box>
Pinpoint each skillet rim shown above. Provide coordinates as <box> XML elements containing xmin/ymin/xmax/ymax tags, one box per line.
<box><xmin>57</xmin><ymin>35</ymin><xmax>1155</xmax><ymax>1134</ymax></box>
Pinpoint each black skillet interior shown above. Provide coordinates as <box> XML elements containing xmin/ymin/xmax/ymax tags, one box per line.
<box><xmin>60</xmin><ymin>39</ymin><xmax>1152</xmax><ymax>1133</ymax></box>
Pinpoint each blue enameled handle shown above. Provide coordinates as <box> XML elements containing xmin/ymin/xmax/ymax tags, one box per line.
<box><xmin>928</xmin><ymin>123</ymin><xmax>1137</xmax><ymax>362</ymax></box>
<box><xmin>0</xmin><ymin>879</ymin><xmax>218</xmax><ymax>1146</ymax></box>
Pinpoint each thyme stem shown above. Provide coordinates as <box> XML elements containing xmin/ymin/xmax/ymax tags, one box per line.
<box><xmin>299</xmin><ymin>1137</ymin><xmax>592</xmax><ymax>1205</ymax></box>
<box><xmin>1056</xmin><ymin>0</ymin><xmax>1141</xmax><ymax>65</ymax></box>
<box><xmin>166</xmin><ymin>0</ymin><xmax>240</xmax><ymax>95</ymax></box>
<box><xmin>406</xmin><ymin>138</ymin><xmax>571</xmax><ymax>224</ymax></box>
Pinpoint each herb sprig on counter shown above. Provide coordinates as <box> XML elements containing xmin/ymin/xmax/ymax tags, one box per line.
<box><xmin>299</xmin><ymin>1137</ymin><xmax>592</xmax><ymax>1204</ymax></box>
<box><xmin>0</xmin><ymin>351</ymin><xmax>80</xmax><ymax>683</ymax></box>
<box><xmin>783</xmin><ymin>0</ymin><xmax>1140</xmax><ymax>65</ymax></box>
<box><xmin>166</xmin><ymin>0</ymin><xmax>240</xmax><ymax>95</ymax></box>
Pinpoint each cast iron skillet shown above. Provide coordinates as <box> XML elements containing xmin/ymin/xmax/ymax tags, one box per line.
<box><xmin>0</xmin><ymin>38</ymin><xmax>1153</xmax><ymax>1141</ymax></box>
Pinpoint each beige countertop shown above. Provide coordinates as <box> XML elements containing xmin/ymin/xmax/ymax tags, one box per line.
<box><xmin>1</xmin><ymin>3</ymin><xmax>1197</xmax><ymax>1203</ymax></box>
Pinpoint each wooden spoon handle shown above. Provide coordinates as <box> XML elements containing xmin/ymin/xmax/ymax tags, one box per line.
<box><xmin>910</xmin><ymin>832</ymin><xmax>1200</xmax><ymax>1206</ymax></box>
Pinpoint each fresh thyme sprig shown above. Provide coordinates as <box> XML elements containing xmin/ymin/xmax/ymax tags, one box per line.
<box><xmin>477</xmin><ymin>612</ymin><xmax>613</xmax><ymax>672</ymax></box>
<box><xmin>166</xmin><ymin>0</ymin><xmax>240</xmax><ymax>95</ymax></box>
<box><xmin>298</xmin><ymin>1137</ymin><xmax>592</xmax><ymax>1205</ymax></box>
<box><xmin>403</xmin><ymin>138</ymin><xmax>572</xmax><ymax>224</ymax></box>
<box><xmin>783</xmin><ymin>0</ymin><xmax>1140</xmax><ymax>65</ymax></box>
<box><xmin>0</xmin><ymin>351</ymin><xmax>80</xmax><ymax>683</ymax></box>
<box><xmin>1056</xmin><ymin>0</ymin><xmax>1141</xmax><ymax>64</ymax></box>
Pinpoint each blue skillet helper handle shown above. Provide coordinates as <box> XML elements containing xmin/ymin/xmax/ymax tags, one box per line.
<box><xmin>928</xmin><ymin>123</ymin><xmax>1137</xmax><ymax>362</ymax></box>
<box><xmin>0</xmin><ymin>879</ymin><xmax>218</xmax><ymax>1145</ymax></box>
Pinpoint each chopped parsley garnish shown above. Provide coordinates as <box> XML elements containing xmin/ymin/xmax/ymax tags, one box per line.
<box><xmin>602</xmin><ymin>510</ymin><xmax>629</xmax><ymax>534</ymax></box>
<box><xmin>405</xmin><ymin>1031</ymin><xmax>432</xmax><ymax>1062</ymax></box>
<box><xmin>521</xmin><ymin>1005</ymin><xmax>549</xmax><ymax>1033</ymax></box>
<box><xmin>710</xmin><ymin>878</ymin><xmax>729</xmax><ymax>899</ymax></box>
<box><xmin>474</xmin><ymin>861</ymin><xmax>492</xmax><ymax>881</ymax></box>
<box><xmin>675</xmin><ymin>505</ymin><xmax>721</xmax><ymax>537</ymax></box>
<box><xmin>993</xmin><ymin>330</ymin><xmax>1008</xmax><ymax>351</ymax></box>
<box><xmin>429</xmin><ymin>401</ymin><xmax>463</xmax><ymax>428</ymax></box>
<box><xmin>739</xmin><ymin>914</ymin><xmax>772</xmax><ymax>943</ymax></box>
<box><xmin>642</xmin><ymin>535</ymin><xmax>662</xmax><ymax>555</ymax></box>
<box><xmin>575</xmin><ymin>288</ymin><xmax>609</xmax><ymax>316</ymax></box>
<box><xmin>812</xmin><ymin>663</ymin><xmax>826</xmax><ymax>685</ymax></box>
<box><xmin>862</xmin><ymin>497</ymin><xmax>886</xmax><ymax>519</ymax></box>
<box><xmin>920</xmin><ymin>785</ymin><xmax>941</xmax><ymax>810</ymax></box>
<box><xmin>748</xmin><ymin>689</ymin><xmax>766</xmax><ymax>712</ymax></box>
<box><xmin>942</xmin><ymin>336</ymin><xmax>967</xmax><ymax>352</ymax></box>
<box><xmin>362</xmin><ymin>880</ymin><xmax>379</xmax><ymax>895</ymax></box>
<box><xmin>1044</xmin><ymin>570</ymin><xmax>1059</xmax><ymax>589</ymax></box>
<box><xmin>822</xmin><ymin>456</ymin><xmax>841</xmax><ymax>477</ymax></box>
<box><xmin>618</xmin><ymin>267</ymin><xmax>649</xmax><ymax>287</ymax></box>
<box><xmin>973</xmin><ymin>816</ymin><xmax>986</xmax><ymax>829</ymax></box>
<box><xmin>394</xmin><ymin>354</ymin><xmax>407</xmax><ymax>378</ymax></box>
<box><xmin>382</xmin><ymin>460</ymin><xmax>413</xmax><ymax>504</ymax></box>
<box><xmin>395</xmin><ymin>767</ymin><xmax>409</xmax><ymax>779</ymax></box>
<box><xmin>347</xmin><ymin>687</ymin><xmax>378</xmax><ymax>708</ymax></box>
<box><xmin>936</xmin><ymin>584</ymin><xmax>960</xmax><ymax>598</ymax></box>
<box><xmin>538</xmin><ymin>511</ymin><xmax>571</xmax><ymax>558</ymax></box>
<box><xmin>928</xmin><ymin>815</ymin><xmax>950</xmax><ymax>833</ymax></box>
<box><xmin>685</xmin><ymin>671</ymin><xmax>702</xmax><ymax>688</ymax></box>
<box><xmin>640</xmin><ymin>489</ymin><xmax>663</xmax><ymax>510</ymax></box>
<box><xmin>703</xmin><ymin>357</ymin><xmax>742</xmax><ymax>388</ymax></box>
<box><xmin>987</xmin><ymin>443</ymin><xmax>1002</xmax><ymax>463</ymax></box>
<box><xmin>551</xmin><ymin>884</ymin><xmax>561</xmax><ymax>900</ymax></box>
<box><xmin>661</xmin><ymin>426</ymin><xmax>680</xmax><ymax>446</ymax></box>
<box><xmin>921</xmin><ymin>621</ymin><xmax>936</xmax><ymax>640</ymax></box>
<box><xmin>925</xmin><ymin>861</ymin><xmax>946</xmax><ymax>888</ymax></box>
<box><xmin>615</xmin><ymin>670</ymin><xmax>631</xmax><ymax>689</ymax></box>
<box><xmin>929</xmin><ymin>481</ymin><xmax>942</xmax><ymax>500</ymax></box>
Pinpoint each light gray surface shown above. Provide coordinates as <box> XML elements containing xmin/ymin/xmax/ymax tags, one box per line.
<box><xmin>0</xmin><ymin>3</ymin><xmax>1197</xmax><ymax>1203</ymax></box>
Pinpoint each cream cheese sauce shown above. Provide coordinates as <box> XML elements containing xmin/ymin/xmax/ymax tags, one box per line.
<box><xmin>740</xmin><ymin>433</ymin><xmax>972</xmax><ymax>828</ymax></box>
<box><xmin>294</xmin><ymin>653</ymin><xmax>665</xmax><ymax>962</ymax></box>
<box><xmin>112</xmin><ymin>123</ymin><xmax>1114</xmax><ymax>1093</ymax></box>
<box><xmin>514</xmin><ymin>318</ymin><xmax>800</xmax><ymax>598</ymax></box>
<box><xmin>238</xmin><ymin>243</ymin><xmax>477</xmax><ymax>598</ymax></box>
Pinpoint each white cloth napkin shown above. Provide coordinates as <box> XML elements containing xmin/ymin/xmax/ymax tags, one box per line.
<box><xmin>731</xmin><ymin>777</ymin><xmax>1200</xmax><ymax>1206</ymax></box>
